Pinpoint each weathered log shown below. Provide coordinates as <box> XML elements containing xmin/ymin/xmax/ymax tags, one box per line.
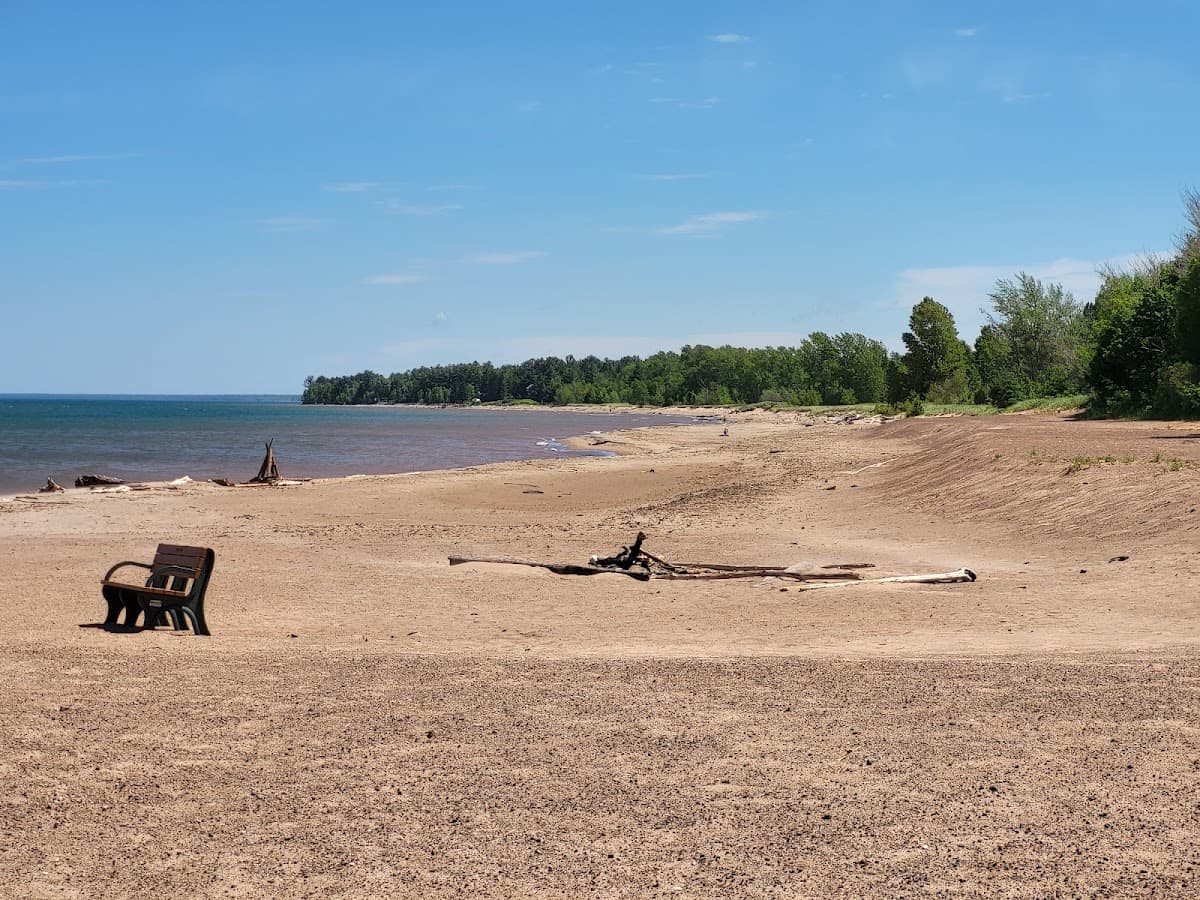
<box><xmin>75</xmin><ymin>474</ymin><xmax>125</xmax><ymax>487</ymax></box>
<box><xmin>248</xmin><ymin>439</ymin><xmax>281</xmax><ymax>484</ymax></box>
<box><xmin>661</xmin><ymin>569</ymin><xmax>863</xmax><ymax>582</ymax></box>
<box><xmin>796</xmin><ymin>568</ymin><xmax>977</xmax><ymax>590</ymax></box>
<box><xmin>39</xmin><ymin>478</ymin><xmax>65</xmax><ymax>493</ymax></box>
<box><xmin>448</xmin><ymin>555</ymin><xmax>651</xmax><ymax>581</ymax></box>
<box><xmin>211</xmin><ymin>477</ymin><xmax>237</xmax><ymax>487</ymax></box>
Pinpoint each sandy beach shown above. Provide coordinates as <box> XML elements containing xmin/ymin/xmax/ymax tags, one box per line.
<box><xmin>2</xmin><ymin>410</ymin><xmax>1198</xmax><ymax>897</ymax></box>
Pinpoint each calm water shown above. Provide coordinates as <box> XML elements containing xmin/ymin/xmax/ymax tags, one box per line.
<box><xmin>0</xmin><ymin>396</ymin><xmax>691</xmax><ymax>495</ymax></box>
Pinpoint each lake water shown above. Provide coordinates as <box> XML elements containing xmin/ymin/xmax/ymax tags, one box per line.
<box><xmin>0</xmin><ymin>396</ymin><xmax>692</xmax><ymax>495</ymax></box>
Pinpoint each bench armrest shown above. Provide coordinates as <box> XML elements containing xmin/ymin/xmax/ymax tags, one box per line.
<box><xmin>101</xmin><ymin>560</ymin><xmax>152</xmax><ymax>583</ymax></box>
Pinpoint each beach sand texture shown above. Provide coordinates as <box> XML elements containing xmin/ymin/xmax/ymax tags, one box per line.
<box><xmin>1</xmin><ymin>412</ymin><xmax>1198</xmax><ymax>897</ymax></box>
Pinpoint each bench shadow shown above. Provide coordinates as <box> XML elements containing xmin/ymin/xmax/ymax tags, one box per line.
<box><xmin>79</xmin><ymin>622</ymin><xmax>147</xmax><ymax>633</ymax></box>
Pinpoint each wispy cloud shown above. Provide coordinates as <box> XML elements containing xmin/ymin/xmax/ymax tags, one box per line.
<box><xmin>380</xmin><ymin>331</ymin><xmax>822</xmax><ymax>365</ymax></box>
<box><xmin>380</xmin><ymin>201</ymin><xmax>464</xmax><ymax>215</ymax></box>
<box><xmin>637</xmin><ymin>172</ymin><xmax>718</xmax><ymax>182</ymax></box>
<box><xmin>323</xmin><ymin>181</ymin><xmax>380</xmax><ymax>192</ymax></box>
<box><xmin>257</xmin><ymin>216</ymin><xmax>324</xmax><ymax>232</ymax></box>
<box><xmin>0</xmin><ymin>179</ymin><xmax>94</xmax><ymax>190</ymax></box>
<box><xmin>362</xmin><ymin>273</ymin><xmax>431</xmax><ymax>286</ymax></box>
<box><xmin>426</xmin><ymin>184</ymin><xmax>482</xmax><ymax>192</ymax></box>
<box><xmin>466</xmin><ymin>250</ymin><xmax>547</xmax><ymax>265</ymax></box>
<box><xmin>708</xmin><ymin>33</ymin><xmax>751</xmax><ymax>44</ymax></box>
<box><xmin>954</xmin><ymin>26</ymin><xmax>981</xmax><ymax>38</ymax></box>
<box><xmin>657</xmin><ymin>211</ymin><xmax>765</xmax><ymax>235</ymax></box>
<box><xmin>650</xmin><ymin>96</ymin><xmax>721</xmax><ymax>109</ymax></box>
<box><xmin>518</xmin><ymin>100</ymin><xmax>542</xmax><ymax>112</ymax></box>
<box><xmin>11</xmin><ymin>152</ymin><xmax>139</xmax><ymax>166</ymax></box>
<box><xmin>432</xmin><ymin>311</ymin><xmax>447</xmax><ymax>324</ymax></box>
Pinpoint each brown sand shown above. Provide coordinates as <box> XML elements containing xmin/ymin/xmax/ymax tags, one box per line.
<box><xmin>1</xmin><ymin>412</ymin><xmax>1198</xmax><ymax>897</ymax></box>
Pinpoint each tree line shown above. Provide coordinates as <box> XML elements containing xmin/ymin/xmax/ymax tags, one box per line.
<box><xmin>302</xmin><ymin>193</ymin><xmax>1200</xmax><ymax>417</ymax></box>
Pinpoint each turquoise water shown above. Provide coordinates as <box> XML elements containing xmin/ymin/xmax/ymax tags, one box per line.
<box><xmin>0</xmin><ymin>396</ymin><xmax>689</xmax><ymax>495</ymax></box>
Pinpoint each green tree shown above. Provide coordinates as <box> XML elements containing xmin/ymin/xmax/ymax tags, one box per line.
<box><xmin>900</xmin><ymin>297</ymin><xmax>970</xmax><ymax>401</ymax></box>
<box><xmin>1176</xmin><ymin>256</ymin><xmax>1200</xmax><ymax>366</ymax></box>
<box><xmin>1088</xmin><ymin>266</ymin><xmax>1178</xmax><ymax>410</ymax></box>
<box><xmin>984</xmin><ymin>274</ymin><xmax>1086</xmax><ymax>396</ymax></box>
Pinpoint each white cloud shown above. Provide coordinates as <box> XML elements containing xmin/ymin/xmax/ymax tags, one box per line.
<box><xmin>954</xmin><ymin>27</ymin><xmax>981</xmax><ymax>38</ymax></box>
<box><xmin>465</xmin><ymin>250</ymin><xmax>547</xmax><ymax>265</ymax></box>
<box><xmin>257</xmin><ymin>216</ymin><xmax>324</xmax><ymax>232</ymax></box>
<box><xmin>381</xmin><ymin>201</ymin><xmax>464</xmax><ymax>215</ymax></box>
<box><xmin>518</xmin><ymin>100</ymin><xmax>542</xmax><ymax>112</ymax></box>
<box><xmin>890</xmin><ymin>252</ymin><xmax>1160</xmax><ymax>340</ymax></box>
<box><xmin>637</xmin><ymin>172</ymin><xmax>718</xmax><ymax>182</ymax></box>
<box><xmin>432</xmin><ymin>311</ymin><xmax>447</xmax><ymax>324</ymax></box>
<box><xmin>323</xmin><ymin>181</ymin><xmax>380</xmax><ymax>192</ymax></box>
<box><xmin>709</xmin><ymin>33</ymin><xmax>751</xmax><ymax>44</ymax></box>
<box><xmin>362</xmin><ymin>274</ymin><xmax>430</xmax><ymax>285</ymax></box>
<box><xmin>657</xmin><ymin>211</ymin><xmax>765</xmax><ymax>235</ymax></box>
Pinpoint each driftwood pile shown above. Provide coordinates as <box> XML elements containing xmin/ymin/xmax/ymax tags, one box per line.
<box><xmin>449</xmin><ymin>531</ymin><xmax>977</xmax><ymax>590</ymax></box>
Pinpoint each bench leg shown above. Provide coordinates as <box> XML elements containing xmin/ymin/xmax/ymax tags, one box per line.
<box><xmin>102</xmin><ymin>586</ymin><xmax>141</xmax><ymax>627</ymax></box>
<box><xmin>180</xmin><ymin>603</ymin><xmax>211</xmax><ymax>637</ymax></box>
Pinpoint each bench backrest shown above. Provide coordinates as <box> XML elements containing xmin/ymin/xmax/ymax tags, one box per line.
<box><xmin>148</xmin><ymin>544</ymin><xmax>216</xmax><ymax>595</ymax></box>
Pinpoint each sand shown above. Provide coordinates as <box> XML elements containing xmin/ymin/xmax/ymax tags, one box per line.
<box><xmin>1</xmin><ymin>411</ymin><xmax>1198</xmax><ymax>897</ymax></box>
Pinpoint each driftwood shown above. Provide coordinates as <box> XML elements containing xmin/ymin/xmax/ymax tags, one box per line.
<box><xmin>75</xmin><ymin>474</ymin><xmax>125</xmax><ymax>488</ymax></box>
<box><xmin>448</xmin><ymin>555</ymin><xmax>651</xmax><ymax>581</ymax></box>
<box><xmin>448</xmin><ymin>532</ymin><xmax>974</xmax><ymax>590</ymax></box>
<box><xmin>248</xmin><ymin>439</ymin><xmax>281</xmax><ymax>484</ymax></box>
<box><xmin>211</xmin><ymin>477</ymin><xmax>237</xmax><ymax>487</ymax></box>
<box><xmin>39</xmin><ymin>478</ymin><xmax>65</xmax><ymax>493</ymax></box>
<box><xmin>795</xmin><ymin>568</ymin><xmax>977</xmax><ymax>591</ymax></box>
<box><xmin>592</xmin><ymin>532</ymin><xmax>649</xmax><ymax>571</ymax></box>
<box><xmin>660</xmin><ymin>569</ymin><xmax>863</xmax><ymax>582</ymax></box>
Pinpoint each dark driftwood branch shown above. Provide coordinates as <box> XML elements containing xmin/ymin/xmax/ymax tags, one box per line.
<box><xmin>448</xmin><ymin>555</ymin><xmax>651</xmax><ymax>581</ymax></box>
<box><xmin>593</xmin><ymin>531</ymin><xmax>649</xmax><ymax>570</ymax></box>
<box><xmin>75</xmin><ymin>474</ymin><xmax>125</xmax><ymax>487</ymax></box>
<box><xmin>248</xmin><ymin>439</ymin><xmax>281</xmax><ymax>484</ymax></box>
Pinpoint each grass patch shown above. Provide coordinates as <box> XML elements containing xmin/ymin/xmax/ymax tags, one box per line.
<box><xmin>1003</xmin><ymin>394</ymin><xmax>1089</xmax><ymax>413</ymax></box>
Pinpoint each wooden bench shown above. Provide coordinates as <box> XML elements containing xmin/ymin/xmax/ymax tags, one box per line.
<box><xmin>100</xmin><ymin>544</ymin><xmax>216</xmax><ymax>635</ymax></box>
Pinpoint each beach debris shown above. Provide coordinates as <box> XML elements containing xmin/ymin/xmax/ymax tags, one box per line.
<box><xmin>90</xmin><ymin>485</ymin><xmax>132</xmax><ymax>493</ymax></box>
<box><xmin>211</xmin><ymin>477</ymin><xmax>237</xmax><ymax>487</ymax></box>
<box><xmin>450</xmin><ymin>531</ymin><xmax>976</xmax><ymax>590</ymax></box>
<box><xmin>39</xmin><ymin>478</ymin><xmax>65</xmax><ymax>493</ymax></box>
<box><xmin>449</xmin><ymin>555</ymin><xmax>651</xmax><ymax>581</ymax></box>
<box><xmin>248</xmin><ymin>439</ymin><xmax>282</xmax><ymax>484</ymax></box>
<box><xmin>451</xmin><ymin>535</ymin><xmax>883</xmax><ymax>585</ymax></box>
<box><xmin>75</xmin><ymin>474</ymin><xmax>125</xmax><ymax>488</ymax></box>
<box><xmin>794</xmin><ymin>568</ymin><xmax>978</xmax><ymax>591</ymax></box>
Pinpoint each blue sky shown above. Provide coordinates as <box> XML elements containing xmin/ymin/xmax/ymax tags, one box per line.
<box><xmin>2</xmin><ymin>1</ymin><xmax>1197</xmax><ymax>393</ymax></box>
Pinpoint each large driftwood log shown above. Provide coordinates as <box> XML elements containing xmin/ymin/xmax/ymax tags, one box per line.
<box><xmin>448</xmin><ymin>555</ymin><xmax>651</xmax><ymax>581</ymax></box>
<box><xmin>75</xmin><ymin>474</ymin><xmax>125</xmax><ymax>487</ymax></box>
<box><xmin>796</xmin><ymin>568</ymin><xmax>977</xmax><ymax>590</ymax></box>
